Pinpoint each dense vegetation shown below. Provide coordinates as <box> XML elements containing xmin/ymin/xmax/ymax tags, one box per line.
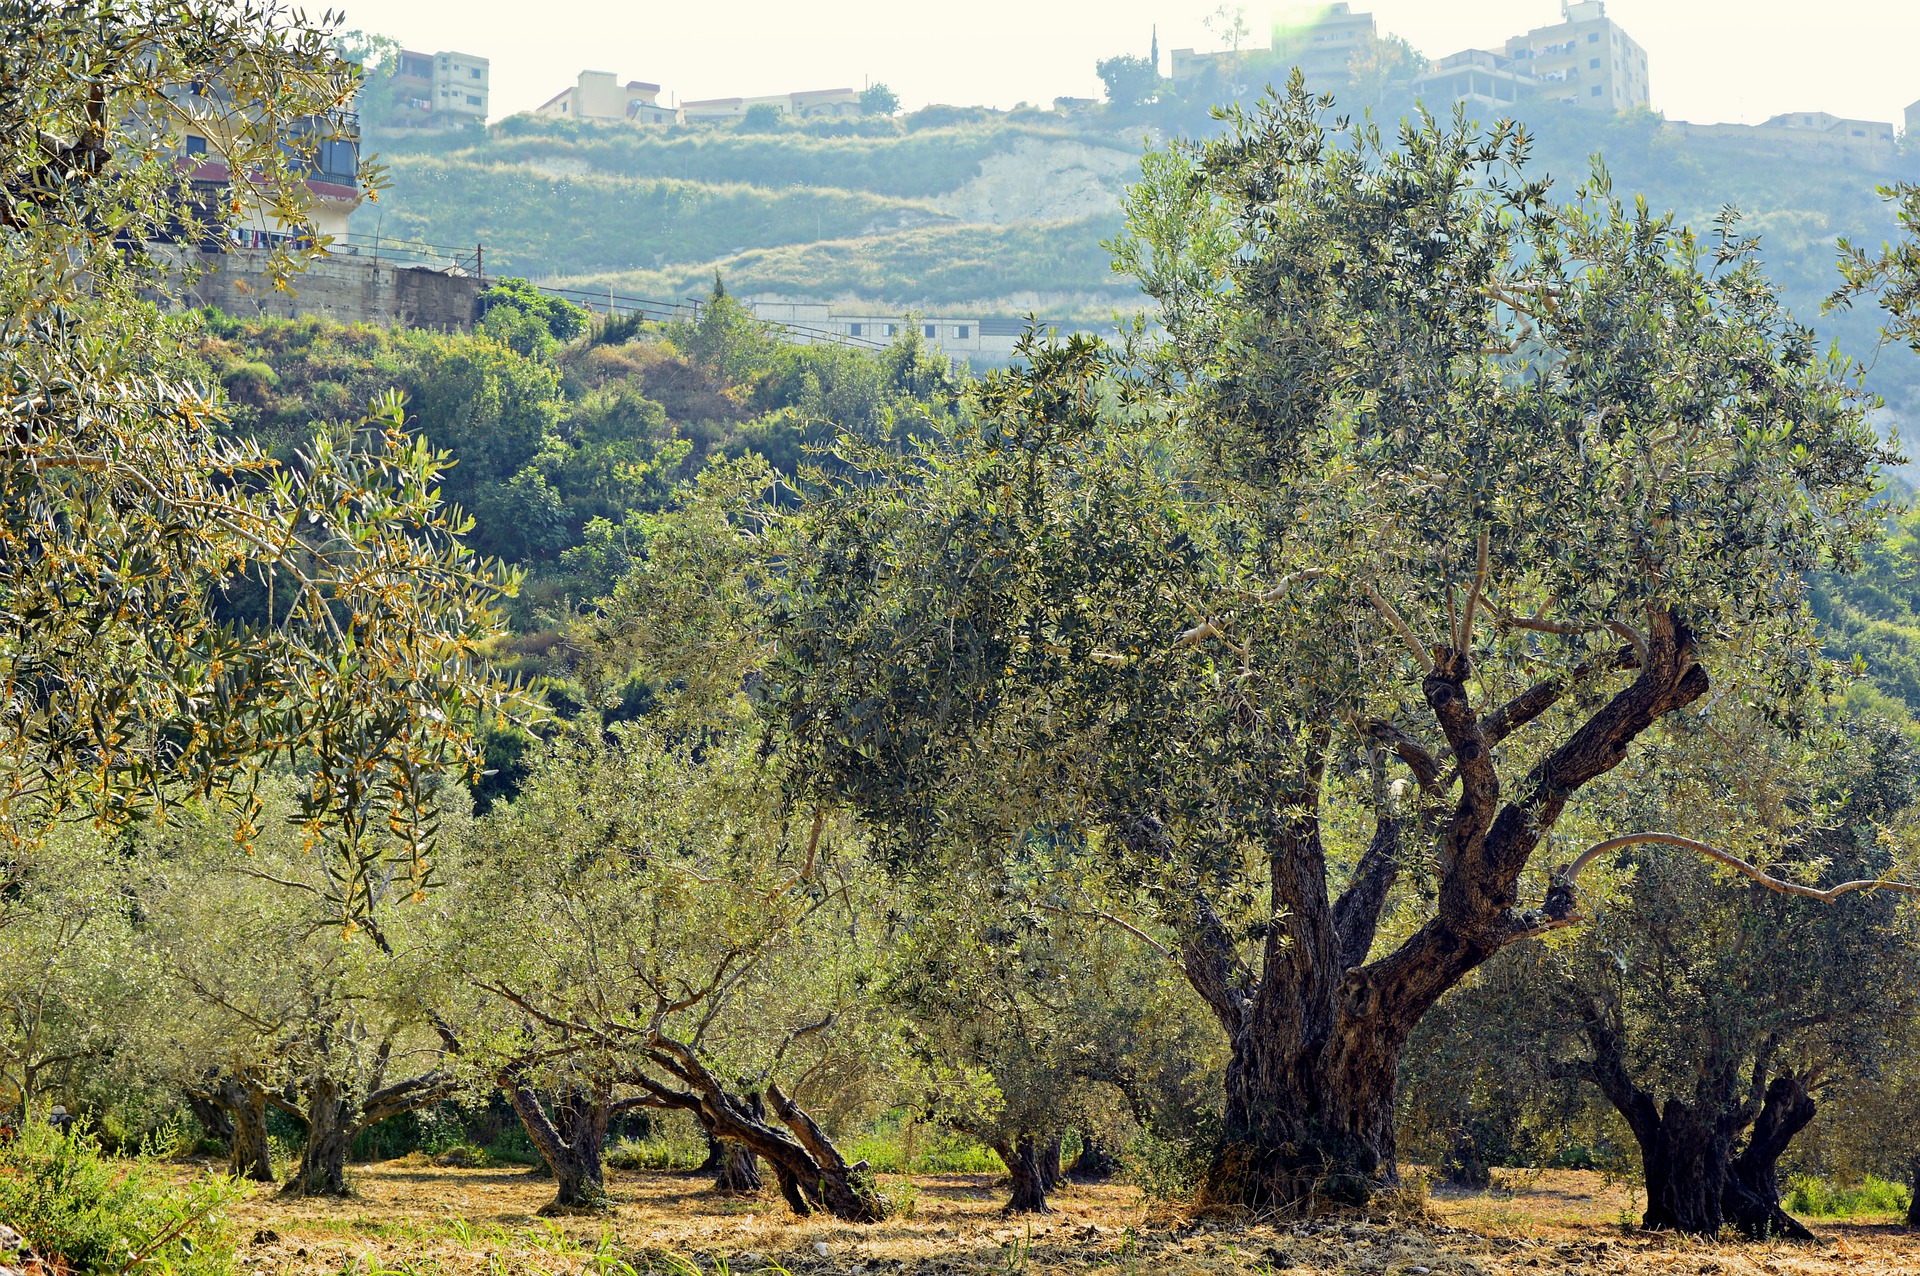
<box><xmin>16</xmin><ymin>8</ymin><xmax>1920</xmax><ymax>1272</ymax></box>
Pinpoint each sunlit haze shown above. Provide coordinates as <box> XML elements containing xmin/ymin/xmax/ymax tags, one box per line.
<box><xmin>340</xmin><ymin>0</ymin><xmax>1920</xmax><ymax>129</ymax></box>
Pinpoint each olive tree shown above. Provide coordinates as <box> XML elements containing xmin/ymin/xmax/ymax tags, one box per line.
<box><xmin>768</xmin><ymin>85</ymin><xmax>1894</xmax><ymax>1208</ymax></box>
<box><xmin>458</xmin><ymin>724</ymin><xmax>897</xmax><ymax>1221</ymax></box>
<box><xmin>1</xmin><ymin>0</ymin><xmax>520</xmax><ymax>923</ymax></box>
<box><xmin>134</xmin><ymin>790</ymin><xmax>463</xmax><ymax>1195</ymax></box>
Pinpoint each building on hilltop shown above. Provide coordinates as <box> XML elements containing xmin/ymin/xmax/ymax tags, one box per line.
<box><xmin>1665</xmin><ymin>110</ymin><xmax>1899</xmax><ymax>172</ymax></box>
<box><xmin>1503</xmin><ymin>0</ymin><xmax>1648</xmax><ymax>112</ymax></box>
<box><xmin>1412</xmin><ymin>49</ymin><xmax>1536</xmax><ymax>114</ymax></box>
<box><xmin>536</xmin><ymin>72</ymin><xmax>681</xmax><ymax>125</ymax></box>
<box><xmin>1270</xmin><ymin>3</ymin><xmax>1377</xmax><ymax>85</ymax></box>
<box><xmin>681</xmin><ymin>88</ymin><xmax>862</xmax><ymax>122</ymax></box>
<box><xmin>383</xmin><ymin>49</ymin><xmax>489</xmax><ymax>131</ymax></box>
<box><xmin>1908</xmin><ymin>100</ymin><xmax>1920</xmax><ymax>136</ymax></box>
<box><xmin>165</xmin><ymin>81</ymin><xmax>362</xmax><ymax>245</ymax></box>
<box><xmin>1169</xmin><ymin>3</ymin><xmax>1378</xmax><ymax>94</ymax></box>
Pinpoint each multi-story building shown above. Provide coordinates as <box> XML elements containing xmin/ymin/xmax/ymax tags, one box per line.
<box><xmin>1665</xmin><ymin>111</ymin><xmax>1899</xmax><ymax>172</ymax></box>
<box><xmin>681</xmin><ymin>88</ymin><xmax>862</xmax><ymax>122</ymax></box>
<box><xmin>535</xmin><ymin>71</ymin><xmax>679</xmax><ymax>124</ymax></box>
<box><xmin>383</xmin><ymin>49</ymin><xmax>489</xmax><ymax>131</ymax></box>
<box><xmin>1906</xmin><ymin>100</ymin><xmax>1920</xmax><ymax>136</ymax></box>
<box><xmin>1504</xmin><ymin>0</ymin><xmax>1648</xmax><ymax>112</ymax></box>
<box><xmin>168</xmin><ymin>82</ymin><xmax>362</xmax><ymax>244</ymax></box>
<box><xmin>1269</xmin><ymin>3</ymin><xmax>1377</xmax><ymax>85</ymax></box>
<box><xmin>1413</xmin><ymin>49</ymin><xmax>1536</xmax><ymax>114</ymax></box>
<box><xmin>1171</xmin><ymin>4</ymin><xmax>1377</xmax><ymax>93</ymax></box>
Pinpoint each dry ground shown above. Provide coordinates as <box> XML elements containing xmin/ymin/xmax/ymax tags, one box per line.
<box><xmin>219</xmin><ymin>1161</ymin><xmax>1920</xmax><ymax>1276</ymax></box>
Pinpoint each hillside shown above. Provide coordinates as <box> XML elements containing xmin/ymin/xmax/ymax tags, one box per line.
<box><xmin>362</xmin><ymin>100</ymin><xmax>1920</xmax><ymax>459</ymax></box>
<box><xmin>366</xmin><ymin>116</ymin><xmax>1143</xmax><ymax>319</ymax></box>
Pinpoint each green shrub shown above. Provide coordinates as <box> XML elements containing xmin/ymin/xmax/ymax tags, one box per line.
<box><xmin>1784</xmin><ymin>1174</ymin><xmax>1911</xmax><ymax>1217</ymax></box>
<box><xmin>0</xmin><ymin>1123</ymin><xmax>241</xmax><ymax>1275</ymax></box>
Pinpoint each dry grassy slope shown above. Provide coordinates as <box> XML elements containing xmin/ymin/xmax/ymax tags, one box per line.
<box><xmin>222</xmin><ymin>1162</ymin><xmax>1920</xmax><ymax>1275</ymax></box>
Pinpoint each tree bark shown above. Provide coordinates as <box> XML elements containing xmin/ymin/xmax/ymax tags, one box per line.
<box><xmin>499</xmin><ymin>1069</ymin><xmax>611</xmax><ymax>1213</ymax></box>
<box><xmin>1723</xmin><ymin>1074</ymin><xmax>1817</xmax><ymax>1241</ymax></box>
<box><xmin>1907</xmin><ymin>1158</ymin><xmax>1920</xmax><ymax>1229</ymax></box>
<box><xmin>995</xmin><ymin>1134</ymin><xmax>1054</xmax><ymax>1214</ymax></box>
<box><xmin>1038</xmin><ymin>1134</ymin><xmax>1064</xmax><ymax>1193</ymax></box>
<box><xmin>1156</xmin><ymin>626</ymin><xmax>1707</xmax><ymax>1211</ymax></box>
<box><xmin>223</xmin><ymin>1077</ymin><xmax>275</xmax><ymax>1184</ymax></box>
<box><xmin>285</xmin><ymin>1074</ymin><xmax>353</xmax><ymax>1197</ymax></box>
<box><xmin>712</xmin><ymin>1093</ymin><xmax>765</xmax><ymax>1195</ymax></box>
<box><xmin>1638</xmin><ymin>1098</ymin><xmax>1733</xmax><ymax>1235</ymax></box>
<box><xmin>1068</xmin><ymin>1134</ymin><xmax>1120</xmax><ymax>1182</ymax></box>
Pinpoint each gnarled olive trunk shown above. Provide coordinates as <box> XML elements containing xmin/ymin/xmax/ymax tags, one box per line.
<box><xmin>635</xmin><ymin>1040</ymin><xmax>885</xmax><ymax>1222</ymax></box>
<box><xmin>193</xmin><ymin>1072</ymin><xmax>274</xmax><ymax>1183</ymax></box>
<box><xmin>1723</xmin><ymin>1074</ymin><xmax>1817</xmax><ymax>1241</ymax></box>
<box><xmin>1158</xmin><ymin>629</ymin><xmax>1708</xmax><ymax>1211</ymax></box>
<box><xmin>1595</xmin><ymin>1055</ymin><xmax>1816</xmax><ymax>1238</ymax></box>
<box><xmin>1907</xmin><ymin>1158</ymin><xmax>1920</xmax><ymax>1229</ymax></box>
<box><xmin>500</xmin><ymin>1070</ymin><xmax>612</xmax><ymax>1213</ymax></box>
<box><xmin>285</xmin><ymin>1074</ymin><xmax>353</xmax><ymax>1197</ymax></box>
<box><xmin>712</xmin><ymin>1093</ymin><xmax>765</xmax><ymax>1194</ymax></box>
<box><xmin>994</xmin><ymin>1134</ymin><xmax>1054</xmax><ymax>1214</ymax></box>
<box><xmin>1068</xmin><ymin>1133</ymin><xmax>1120</xmax><ymax>1182</ymax></box>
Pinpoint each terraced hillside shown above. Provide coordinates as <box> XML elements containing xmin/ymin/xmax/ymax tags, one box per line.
<box><xmin>366</xmin><ymin>116</ymin><xmax>1146</xmax><ymax>320</ymax></box>
<box><xmin>364</xmin><ymin>104</ymin><xmax>1920</xmax><ymax>460</ymax></box>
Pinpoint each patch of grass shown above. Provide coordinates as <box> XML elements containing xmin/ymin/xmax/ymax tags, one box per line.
<box><xmin>1785</xmin><ymin>1173</ymin><xmax>1911</xmax><ymax>1217</ymax></box>
<box><xmin>843</xmin><ymin>1121</ymin><xmax>1001</xmax><ymax>1175</ymax></box>
<box><xmin>0</xmin><ymin>1122</ymin><xmax>241</xmax><ymax>1275</ymax></box>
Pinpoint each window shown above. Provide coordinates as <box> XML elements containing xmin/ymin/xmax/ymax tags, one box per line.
<box><xmin>468</xmin><ymin>95</ymin><xmax>482</xmax><ymax>106</ymax></box>
<box><xmin>956</xmin><ymin>325</ymin><xmax>970</xmax><ymax>340</ymax></box>
<box><xmin>1587</xmin><ymin>31</ymin><xmax>1599</xmax><ymax>42</ymax></box>
<box><xmin>924</xmin><ymin>324</ymin><xmax>937</xmax><ymax>339</ymax></box>
<box><xmin>183</xmin><ymin>134</ymin><xmax>207</xmax><ymax>156</ymax></box>
<box><xmin>1590</xmin><ymin>58</ymin><xmax>1600</xmax><ymax>68</ymax></box>
<box><xmin>849</xmin><ymin>323</ymin><xmax>863</xmax><ymax>337</ymax></box>
<box><xmin>470</xmin><ymin>68</ymin><xmax>482</xmax><ymax>79</ymax></box>
<box><xmin>1590</xmin><ymin>85</ymin><xmax>1602</xmax><ymax>96</ymax></box>
<box><xmin>885</xmin><ymin>323</ymin><xmax>897</xmax><ymax>337</ymax></box>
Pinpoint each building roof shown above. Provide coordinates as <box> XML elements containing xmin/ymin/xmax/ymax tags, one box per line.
<box><xmin>625</xmin><ymin>80</ymin><xmax>661</xmax><ymax>91</ymax></box>
<box><xmin>682</xmin><ymin>96</ymin><xmax>744</xmax><ymax>108</ymax></box>
<box><xmin>536</xmin><ymin>87</ymin><xmax>573</xmax><ymax>112</ymax></box>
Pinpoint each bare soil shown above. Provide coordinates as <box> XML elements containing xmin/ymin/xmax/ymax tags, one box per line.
<box><xmin>220</xmin><ymin>1161</ymin><xmax>1920</xmax><ymax>1275</ymax></box>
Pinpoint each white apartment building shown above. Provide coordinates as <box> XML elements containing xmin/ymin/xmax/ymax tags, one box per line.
<box><xmin>386</xmin><ymin>49</ymin><xmax>489</xmax><ymax>130</ymax></box>
<box><xmin>535</xmin><ymin>72</ymin><xmax>680</xmax><ymax>125</ymax></box>
<box><xmin>1413</xmin><ymin>48</ymin><xmax>1535</xmax><ymax>114</ymax></box>
<box><xmin>681</xmin><ymin>88</ymin><xmax>862</xmax><ymax>122</ymax></box>
<box><xmin>1504</xmin><ymin>0</ymin><xmax>1648</xmax><ymax>112</ymax></box>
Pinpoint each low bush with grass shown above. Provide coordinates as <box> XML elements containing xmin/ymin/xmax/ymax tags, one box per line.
<box><xmin>0</xmin><ymin>1123</ymin><xmax>241</xmax><ymax>1275</ymax></box>
<box><xmin>1784</xmin><ymin>1174</ymin><xmax>1912</xmax><ymax>1218</ymax></box>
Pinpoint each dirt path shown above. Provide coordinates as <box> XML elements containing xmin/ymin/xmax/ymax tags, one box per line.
<box><xmin>219</xmin><ymin>1161</ymin><xmax>1920</xmax><ymax>1275</ymax></box>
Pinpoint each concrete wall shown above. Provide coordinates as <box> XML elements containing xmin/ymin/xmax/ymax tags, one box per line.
<box><xmin>174</xmin><ymin>248</ymin><xmax>482</xmax><ymax>330</ymax></box>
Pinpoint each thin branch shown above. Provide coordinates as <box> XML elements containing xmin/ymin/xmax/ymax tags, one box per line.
<box><xmin>1459</xmin><ymin>528</ymin><xmax>1489</xmax><ymax>650</ymax></box>
<box><xmin>1034</xmin><ymin>902</ymin><xmax>1173</xmax><ymax>960</ymax></box>
<box><xmin>1364</xmin><ymin>582</ymin><xmax>1433</xmax><ymax>674</ymax></box>
<box><xmin>1557</xmin><ymin>832</ymin><xmax>1920</xmax><ymax>905</ymax></box>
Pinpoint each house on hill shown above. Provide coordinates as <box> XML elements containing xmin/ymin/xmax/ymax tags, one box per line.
<box><xmin>536</xmin><ymin>72</ymin><xmax>681</xmax><ymax>125</ymax></box>
<box><xmin>681</xmin><ymin>88</ymin><xmax>861</xmax><ymax>122</ymax></box>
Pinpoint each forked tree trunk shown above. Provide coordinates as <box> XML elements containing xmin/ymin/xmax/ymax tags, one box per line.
<box><xmin>1068</xmin><ymin>1134</ymin><xmax>1120</xmax><ymax>1182</ymax></box>
<box><xmin>500</xmin><ymin>1070</ymin><xmax>612</xmax><ymax>1213</ymax></box>
<box><xmin>1167</xmin><ymin>629</ymin><xmax>1708</xmax><ymax>1210</ymax></box>
<box><xmin>712</xmin><ymin>1093</ymin><xmax>765</xmax><ymax>1194</ymax></box>
<box><xmin>194</xmin><ymin>1073</ymin><xmax>275</xmax><ymax>1183</ymax></box>
<box><xmin>286</xmin><ymin>1074</ymin><xmax>354</xmax><ymax>1197</ymax></box>
<box><xmin>225</xmin><ymin>1079</ymin><xmax>275</xmax><ymax>1184</ymax></box>
<box><xmin>994</xmin><ymin>1134</ymin><xmax>1053</xmax><ymax>1214</ymax></box>
<box><xmin>1723</xmin><ymin>1074</ymin><xmax>1816</xmax><ymax>1241</ymax></box>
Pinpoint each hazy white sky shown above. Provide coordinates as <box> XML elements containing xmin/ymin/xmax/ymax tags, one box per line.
<box><xmin>340</xmin><ymin>1</ymin><xmax>1920</xmax><ymax>128</ymax></box>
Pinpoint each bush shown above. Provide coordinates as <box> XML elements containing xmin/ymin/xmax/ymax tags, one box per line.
<box><xmin>1785</xmin><ymin>1174</ymin><xmax>1911</xmax><ymax>1217</ymax></box>
<box><xmin>0</xmin><ymin>1123</ymin><xmax>241</xmax><ymax>1276</ymax></box>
